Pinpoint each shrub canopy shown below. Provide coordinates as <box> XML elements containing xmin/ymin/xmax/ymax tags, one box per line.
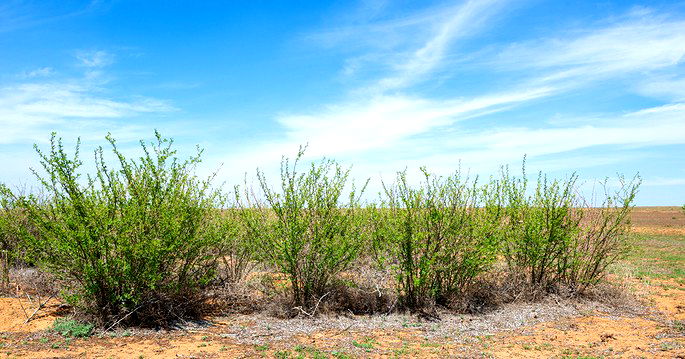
<box><xmin>0</xmin><ymin>132</ymin><xmax>225</xmax><ymax>325</ymax></box>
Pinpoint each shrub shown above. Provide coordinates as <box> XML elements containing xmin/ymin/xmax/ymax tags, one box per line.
<box><xmin>567</xmin><ymin>175</ymin><xmax>640</xmax><ymax>290</ymax></box>
<box><xmin>499</xmin><ymin>168</ymin><xmax>581</xmax><ymax>288</ymax></box>
<box><xmin>0</xmin><ymin>132</ymin><xmax>226</xmax><ymax>325</ymax></box>
<box><xmin>499</xmin><ymin>161</ymin><xmax>640</xmax><ymax>292</ymax></box>
<box><xmin>0</xmin><ymin>191</ymin><xmax>13</xmax><ymax>289</ymax></box>
<box><xmin>373</xmin><ymin>167</ymin><xmax>501</xmax><ymax>309</ymax></box>
<box><xmin>0</xmin><ymin>189</ymin><xmax>22</xmax><ymax>265</ymax></box>
<box><xmin>211</xmin><ymin>205</ymin><xmax>256</xmax><ymax>285</ymax></box>
<box><xmin>0</xmin><ymin>187</ymin><xmax>35</xmax><ymax>290</ymax></box>
<box><xmin>237</xmin><ymin>147</ymin><xmax>368</xmax><ymax>311</ymax></box>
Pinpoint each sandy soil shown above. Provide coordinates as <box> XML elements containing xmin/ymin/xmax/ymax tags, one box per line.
<box><xmin>0</xmin><ymin>297</ymin><xmax>63</xmax><ymax>333</ymax></box>
<box><xmin>631</xmin><ymin>206</ymin><xmax>685</xmax><ymax>235</ymax></box>
<box><xmin>2</xmin><ymin>282</ymin><xmax>682</xmax><ymax>358</ymax></box>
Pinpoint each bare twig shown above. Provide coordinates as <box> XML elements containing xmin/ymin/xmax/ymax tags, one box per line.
<box><xmin>16</xmin><ymin>296</ymin><xmax>28</xmax><ymax>319</ymax></box>
<box><xmin>105</xmin><ymin>303</ymin><xmax>145</xmax><ymax>332</ymax></box>
<box><xmin>24</xmin><ymin>293</ymin><xmax>56</xmax><ymax>324</ymax></box>
<box><xmin>292</xmin><ymin>292</ymin><xmax>329</xmax><ymax>317</ymax></box>
<box><xmin>385</xmin><ymin>297</ymin><xmax>398</xmax><ymax>316</ymax></box>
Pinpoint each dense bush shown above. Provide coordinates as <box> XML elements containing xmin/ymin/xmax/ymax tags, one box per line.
<box><xmin>0</xmin><ymin>132</ymin><xmax>226</xmax><ymax>325</ymax></box>
<box><xmin>568</xmin><ymin>175</ymin><xmax>639</xmax><ymax>291</ymax></box>
<box><xmin>212</xmin><ymin>207</ymin><xmax>256</xmax><ymax>285</ymax></box>
<box><xmin>372</xmin><ymin>168</ymin><xmax>502</xmax><ymax>309</ymax></box>
<box><xmin>499</xmin><ymin>168</ymin><xmax>581</xmax><ymax>288</ymax></box>
<box><xmin>237</xmin><ymin>148</ymin><xmax>368</xmax><ymax>312</ymax></box>
<box><xmin>499</xmin><ymin>164</ymin><xmax>640</xmax><ymax>291</ymax></box>
<box><xmin>0</xmin><ymin>191</ymin><xmax>19</xmax><ymax>260</ymax></box>
<box><xmin>0</xmin><ymin>192</ymin><xmax>12</xmax><ymax>289</ymax></box>
<box><xmin>0</xmin><ymin>187</ymin><xmax>33</xmax><ymax>290</ymax></box>
<box><xmin>0</xmin><ymin>131</ymin><xmax>641</xmax><ymax>320</ymax></box>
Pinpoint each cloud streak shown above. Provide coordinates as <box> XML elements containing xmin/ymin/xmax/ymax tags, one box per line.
<box><xmin>222</xmin><ymin>3</ymin><xmax>685</xmax><ymax>200</ymax></box>
<box><xmin>493</xmin><ymin>10</ymin><xmax>685</xmax><ymax>91</ymax></box>
<box><xmin>371</xmin><ymin>0</ymin><xmax>507</xmax><ymax>92</ymax></box>
<box><xmin>0</xmin><ymin>52</ymin><xmax>174</xmax><ymax>145</ymax></box>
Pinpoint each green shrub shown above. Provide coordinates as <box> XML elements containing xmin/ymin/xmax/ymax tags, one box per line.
<box><xmin>499</xmin><ymin>161</ymin><xmax>640</xmax><ymax>291</ymax></box>
<box><xmin>0</xmin><ymin>132</ymin><xmax>226</xmax><ymax>325</ymax></box>
<box><xmin>52</xmin><ymin>318</ymin><xmax>94</xmax><ymax>338</ymax></box>
<box><xmin>0</xmin><ymin>194</ymin><xmax>12</xmax><ymax>290</ymax></box>
<box><xmin>211</xmin><ymin>206</ymin><xmax>256</xmax><ymax>285</ymax></box>
<box><xmin>373</xmin><ymin>167</ymin><xmax>501</xmax><ymax>309</ymax></box>
<box><xmin>567</xmin><ymin>175</ymin><xmax>640</xmax><ymax>290</ymax></box>
<box><xmin>499</xmin><ymin>167</ymin><xmax>581</xmax><ymax>288</ymax></box>
<box><xmin>0</xmin><ymin>190</ymin><xmax>26</xmax><ymax>269</ymax></box>
<box><xmin>237</xmin><ymin>147</ymin><xmax>368</xmax><ymax>311</ymax></box>
<box><xmin>0</xmin><ymin>192</ymin><xmax>13</xmax><ymax>287</ymax></box>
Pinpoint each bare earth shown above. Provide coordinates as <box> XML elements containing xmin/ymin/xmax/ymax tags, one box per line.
<box><xmin>1</xmin><ymin>207</ymin><xmax>684</xmax><ymax>358</ymax></box>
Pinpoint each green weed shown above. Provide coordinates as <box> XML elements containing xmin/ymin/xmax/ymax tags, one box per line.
<box><xmin>52</xmin><ymin>318</ymin><xmax>94</xmax><ymax>338</ymax></box>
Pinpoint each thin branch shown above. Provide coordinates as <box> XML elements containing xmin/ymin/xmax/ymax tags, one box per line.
<box><xmin>105</xmin><ymin>303</ymin><xmax>145</xmax><ymax>332</ymax></box>
<box><xmin>24</xmin><ymin>294</ymin><xmax>56</xmax><ymax>324</ymax></box>
<box><xmin>292</xmin><ymin>292</ymin><xmax>329</xmax><ymax>317</ymax></box>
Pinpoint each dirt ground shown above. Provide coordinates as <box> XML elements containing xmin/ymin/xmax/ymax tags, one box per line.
<box><xmin>630</xmin><ymin>206</ymin><xmax>685</xmax><ymax>236</ymax></box>
<box><xmin>0</xmin><ymin>207</ymin><xmax>684</xmax><ymax>358</ymax></box>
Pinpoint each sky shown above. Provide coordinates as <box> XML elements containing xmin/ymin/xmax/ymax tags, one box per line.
<box><xmin>0</xmin><ymin>0</ymin><xmax>684</xmax><ymax>205</ymax></box>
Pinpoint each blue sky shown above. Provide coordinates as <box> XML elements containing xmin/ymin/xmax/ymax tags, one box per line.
<box><xmin>1</xmin><ymin>0</ymin><xmax>684</xmax><ymax>205</ymax></box>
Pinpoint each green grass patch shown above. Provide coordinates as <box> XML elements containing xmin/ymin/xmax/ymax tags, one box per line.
<box><xmin>51</xmin><ymin>318</ymin><xmax>94</xmax><ymax>338</ymax></box>
<box><xmin>352</xmin><ymin>336</ymin><xmax>377</xmax><ymax>351</ymax></box>
<box><xmin>255</xmin><ymin>343</ymin><xmax>270</xmax><ymax>351</ymax></box>
<box><xmin>620</xmin><ymin>233</ymin><xmax>685</xmax><ymax>280</ymax></box>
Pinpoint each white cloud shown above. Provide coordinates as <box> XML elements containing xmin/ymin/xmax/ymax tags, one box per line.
<box><xmin>23</xmin><ymin>67</ymin><xmax>54</xmax><ymax>78</ymax></box>
<box><xmin>0</xmin><ymin>47</ymin><xmax>177</xmax><ymax>144</ymax></box>
<box><xmin>309</xmin><ymin>0</ymin><xmax>507</xmax><ymax>91</ymax></box>
<box><xmin>0</xmin><ymin>1</ymin><xmax>102</xmax><ymax>34</ymax></box>
<box><xmin>223</xmin><ymin>0</ymin><xmax>519</xmax><ymax>170</ymax></box>
<box><xmin>279</xmin><ymin>7</ymin><xmax>685</xmax><ymax>167</ymax></box>
<box><xmin>494</xmin><ymin>12</ymin><xmax>685</xmax><ymax>88</ymax></box>
<box><xmin>392</xmin><ymin>103</ymin><xmax>685</xmax><ymax>174</ymax></box>
<box><xmin>637</xmin><ymin>74</ymin><xmax>685</xmax><ymax>101</ymax></box>
<box><xmin>76</xmin><ymin>50</ymin><xmax>113</xmax><ymax>68</ymax></box>
<box><xmin>0</xmin><ymin>77</ymin><xmax>174</xmax><ymax>145</ymax></box>
<box><xmin>371</xmin><ymin>0</ymin><xmax>506</xmax><ymax>92</ymax></box>
<box><xmin>275</xmin><ymin>86</ymin><xmax>553</xmax><ymax>157</ymax></box>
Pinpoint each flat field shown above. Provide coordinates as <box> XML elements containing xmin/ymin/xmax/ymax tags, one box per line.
<box><xmin>0</xmin><ymin>207</ymin><xmax>683</xmax><ymax>358</ymax></box>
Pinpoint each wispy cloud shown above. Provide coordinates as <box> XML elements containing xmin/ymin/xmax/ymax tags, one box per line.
<box><xmin>432</xmin><ymin>103</ymin><xmax>685</xmax><ymax>164</ymax></box>
<box><xmin>76</xmin><ymin>50</ymin><xmax>113</xmax><ymax>68</ymax></box>
<box><xmin>370</xmin><ymin>0</ymin><xmax>507</xmax><ymax>92</ymax></box>
<box><xmin>340</xmin><ymin>102</ymin><xmax>685</xmax><ymax>181</ymax></box>
<box><xmin>637</xmin><ymin>74</ymin><xmax>685</xmax><ymax>101</ymax></box>
<box><xmin>0</xmin><ymin>52</ymin><xmax>174</xmax><ymax>145</ymax></box>
<box><xmin>0</xmin><ymin>81</ymin><xmax>173</xmax><ymax>145</ymax></box>
<box><xmin>493</xmin><ymin>10</ymin><xmax>685</xmax><ymax>89</ymax></box>
<box><xmin>274</xmin><ymin>86</ymin><xmax>553</xmax><ymax>157</ymax></box>
<box><xmin>226</xmin><ymin>3</ymin><xmax>685</xmax><ymax>188</ymax></box>
<box><xmin>0</xmin><ymin>1</ymin><xmax>103</xmax><ymax>34</ymax></box>
<box><xmin>22</xmin><ymin>67</ymin><xmax>54</xmax><ymax>78</ymax></box>
<box><xmin>310</xmin><ymin>0</ymin><xmax>507</xmax><ymax>90</ymax></box>
<box><xmin>227</xmin><ymin>0</ymin><xmax>515</xmax><ymax>166</ymax></box>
